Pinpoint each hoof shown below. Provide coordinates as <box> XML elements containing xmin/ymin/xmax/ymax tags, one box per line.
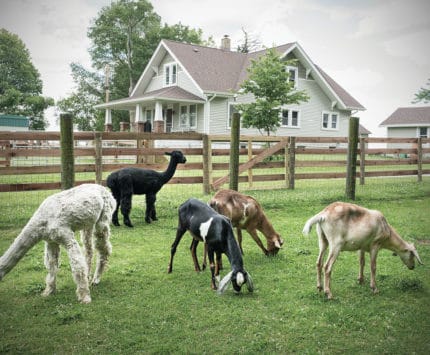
<box><xmin>80</xmin><ymin>295</ymin><xmax>91</xmax><ymax>304</ymax></box>
<box><xmin>145</xmin><ymin>218</ymin><xmax>151</xmax><ymax>224</ymax></box>
<box><xmin>124</xmin><ymin>221</ymin><xmax>134</xmax><ymax>228</ymax></box>
<box><xmin>112</xmin><ymin>220</ymin><xmax>120</xmax><ymax>227</ymax></box>
<box><xmin>41</xmin><ymin>288</ymin><xmax>55</xmax><ymax>297</ymax></box>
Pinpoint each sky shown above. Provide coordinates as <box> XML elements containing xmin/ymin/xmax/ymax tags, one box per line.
<box><xmin>0</xmin><ymin>0</ymin><xmax>429</xmax><ymax>136</ymax></box>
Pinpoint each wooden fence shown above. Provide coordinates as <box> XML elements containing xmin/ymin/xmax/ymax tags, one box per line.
<box><xmin>0</xmin><ymin>131</ymin><xmax>429</xmax><ymax>194</ymax></box>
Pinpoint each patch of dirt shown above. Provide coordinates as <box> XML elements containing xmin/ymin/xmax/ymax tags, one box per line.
<box><xmin>417</xmin><ymin>239</ymin><xmax>430</xmax><ymax>245</ymax></box>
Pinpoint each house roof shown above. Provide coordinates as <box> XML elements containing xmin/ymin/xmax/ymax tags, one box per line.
<box><xmin>156</xmin><ymin>40</ymin><xmax>364</xmax><ymax>111</ymax></box>
<box><xmin>101</xmin><ymin>39</ymin><xmax>365</xmax><ymax>112</ymax></box>
<box><xmin>132</xmin><ymin>86</ymin><xmax>205</xmax><ymax>102</ymax></box>
<box><xmin>359</xmin><ymin>124</ymin><xmax>371</xmax><ymax>135</ymax></box>
<box><xmin>315</xmin><ymin>65</ymin><xmax>365</xmax><ymax>110</ymax></box>
<box><xmin>379</xmin><ymin>106</ymin><xmax>430</xmax><ymax>127</ymax></box>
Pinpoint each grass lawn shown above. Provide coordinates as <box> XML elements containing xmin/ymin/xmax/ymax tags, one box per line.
<box><xmin>0</xmin><ymin>177</ymin><xmax>429</xmax><ymax>354</ymax></box>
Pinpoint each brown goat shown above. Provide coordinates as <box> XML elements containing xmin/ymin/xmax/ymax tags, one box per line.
<box><xmin>303</xmin><ymin>201</ymin><xmax>423</xmax><ymax>299</ymax></box>
<box><xmin>209</xmin><ymin>189</ymin><xmax>283</xmax><ymax>256</ymax></box>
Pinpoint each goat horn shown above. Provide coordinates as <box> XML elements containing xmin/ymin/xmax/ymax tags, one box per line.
<box><xmin>217</xmin><ymin>271</ymin><xmax>233</xmax><ymax>294</ymax></box>
<box><xmin>412</xmin><ymin>249</ymin><xmax>424</xmax><ymax>265</ymax></box>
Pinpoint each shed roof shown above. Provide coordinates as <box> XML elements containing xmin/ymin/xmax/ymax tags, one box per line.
<box><xmin>0</xmin><ymin>114</ymin><xmax>29</xmax><ymax>127</ymax></box>
<box><xmin>379</xmin><ymin>106</ymin><xmax>430</xmax><ymax>126</ymax></box>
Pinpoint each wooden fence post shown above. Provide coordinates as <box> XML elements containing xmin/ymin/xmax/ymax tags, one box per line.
<box><xmin>202</xmin><ymin>134</ymin><xmax>213</xmax><ymax>194</ymax></box>
<box><xmin>248</xmin><ymin>139</ymin><xmax>253</xmax><ymax>188</ymax></box>
<box><xmin>346</xmin><ymin>117</ymin><xmax>359</xmax><ymax>200</ymax></box>
<box><xmin>60</xmin><ymin>113</ymin><xmax>74</xmax><ymax>190</ymax></box>
<box><xmin>229</xmin><ymin>112</ymin><xmax>240</xmax><ymax>191</ymax></box>
<box><xmin>417</xmin><ymin>137</ymin><xmax>422</xmax><ymax>182</ymax></box>
<box><xmin>287</xmin><ymin>136</ymin><xmax>296</xmax><ymax>189</ymax></box>
<box><xmin>94</xmin><ymin>132</ymin><xmax>102</xmax><ymax>185</ymax></box>
<box><xmin>359</xmin><ymin>137</ymin><xmax>366</xmax><ymax>185</ymax></box>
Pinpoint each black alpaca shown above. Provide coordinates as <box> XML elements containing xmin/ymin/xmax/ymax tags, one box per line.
<box><xmin>107</xmin><ymin>151</ymin><xmax>186</xmax><ymax>227</ymax></box>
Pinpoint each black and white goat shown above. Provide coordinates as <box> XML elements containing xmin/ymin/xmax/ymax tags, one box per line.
<box><xmin>168</xmin><ymin>198</ymin><xmax>254</xmax><ymax>294</ymax></box>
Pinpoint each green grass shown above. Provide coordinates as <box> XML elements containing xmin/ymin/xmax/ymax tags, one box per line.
<box><xmin>0</xmin><ymin>178</ymin><xmax>429</xmax><ymax>354</ymax></box>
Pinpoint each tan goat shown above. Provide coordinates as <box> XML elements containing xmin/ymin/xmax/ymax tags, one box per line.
<box><xmin>209</xmin><ymin>189</ymin><xmax>283</xmax><ymax>256</ymax></box>
<box><xmin>302</xmin><ymin>201</ymin><xmax>423</xmax><ymax>299</ymax></box>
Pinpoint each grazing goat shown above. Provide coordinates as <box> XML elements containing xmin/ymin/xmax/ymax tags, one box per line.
<box><xmin>168</xmin><ymin>198</ymin><xmax>254</xmax><ymax>294</ymax></box>
<box><xmin>0</xmin><ymin>184</ymin><xmax>115</xmax><ymax>303</ymax></box>
<box><xmin>107</xmin><ymin>150</ymin><xmax>186</xmax><ymax>227</ymax></box>
<box><xmin>302</xmin><ymin>201</ymin><xmax>423</xmax><ymax>299</ymax></box>
<box><xmin>209</xmin><ymin>189</ymin><xmax>283</xmax><ymax>255</ymax></box>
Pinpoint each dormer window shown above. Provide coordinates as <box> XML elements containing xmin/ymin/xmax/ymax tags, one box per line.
<box><xmin>164</xmin><ymin>62</ymin><xmax>177</xmax><ymax>86</ymax></box>
<box><xmin>286</xmin><ymin>66</ymin><xmax>298</xmax><ymax>88</ymax></box>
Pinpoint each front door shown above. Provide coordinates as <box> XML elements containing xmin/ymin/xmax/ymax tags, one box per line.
<box><xmin>166</xmin><ymin>109</ymin><xmax>173</xmax><ymax>133</ymax></box>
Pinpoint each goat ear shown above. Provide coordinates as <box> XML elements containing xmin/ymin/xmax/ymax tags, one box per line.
<box><xmin>412</xmin><ymin>248</ymin><xmax>424</xmax><ymax>265</ymax></box>
<box><xmin>274</xmin><ymin>239</ymin><xmax>282</xmax><ymax>249</ymax></box>
<box><xmin>165</xmin><ymin>152</ymin><xmax>172</xmax><ymax>156</ymax></box>
<box><xmin>217</xmin><ymin>271</ymin><xmax>233</xmax><ymax>294</ymax></box>
<box><xmin>245</xmin><ymin>273</ymin><xmax>254</xmax><ymax>293</ymax></box>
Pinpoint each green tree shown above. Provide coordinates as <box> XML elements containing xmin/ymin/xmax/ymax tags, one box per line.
<box><xmin>59</xmin><ymin>0</ymin><xmax>209</xmax><ymax>131</ymax></box>
<box><xmin>413</xmin><ymin>79</ymin><xmax>430</xmax><ymax>104</ymax></box>
<box><xmin>0</xmin><ymin>29</ymin><xmax>53</xmax><ymax>130</ymax></box>
<box><xmin>237</xmin><ymin>47</ymin><xmax>309</xmax><ymax>136</ymax></box>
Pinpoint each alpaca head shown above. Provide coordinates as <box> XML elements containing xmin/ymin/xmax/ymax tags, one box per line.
<box><xmin>165</xmin><ymin>151</ymin><xmax>187</xmax><ymax>164</ymax></box>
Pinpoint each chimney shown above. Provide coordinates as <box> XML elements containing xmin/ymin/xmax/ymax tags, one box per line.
<box><xmin>220</xmin><ymin>35</ymin><xmax>231</xmax><ymax>51</ymax></box>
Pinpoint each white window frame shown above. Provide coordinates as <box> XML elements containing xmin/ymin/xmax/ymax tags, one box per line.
<box><xmin>280</xmin><ymin>108</ymin><xmax>300</xmax><ymax>128</ymax></box>
<box><xmin>286</xmin><ymin>65</ymin><xmax>298</xmax><ymax>88</ymax></box>
<box><xmin>164</xmin><ymin>62</ymin><xmax>177</xmax><ymax>87</ymax></box>
<box><xmin>228</xmin><ymin>102</ymin><xmax>240</xmax><ymax>129</ymax></box>
<box><xmin>321</xmin><ymin>111</ymin><xmax>339</xmax><ymax>131</ymax></box>
<box><xmin>179</xmin><ymin>104</ymin><xmax>197</xmax><ymax>130</ymax></box>
<box><xmin>417</xmin><ymin>127</ymin><xmax>428</xmax><ymax>138</ymax></box>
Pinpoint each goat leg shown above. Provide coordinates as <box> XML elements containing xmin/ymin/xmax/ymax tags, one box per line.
<box><xmin>358</xmin><ymin>250</ymin><xmax>365</xmax><ymax>285</ymax></box>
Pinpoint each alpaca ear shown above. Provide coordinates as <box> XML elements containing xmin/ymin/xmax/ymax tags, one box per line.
<box><xmin>217</xmin><ymin>271</ymin><xmax>233</xmax><ymax>294</ymax></box>
<box><xmin>245</xmin><ymin>273</ymin><xmax>254</xmax><ymax>292</ymax></box>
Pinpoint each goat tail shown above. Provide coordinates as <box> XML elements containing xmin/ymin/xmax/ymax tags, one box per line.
<box><xmin>302</xmin><ymin>212</ymin><xmax>325</xmax><ymax>236</ymax></box>
<box><xmin>0</xmin><ymin>224</ymin><xmax>41</xmax><ymax>281</ymax></box>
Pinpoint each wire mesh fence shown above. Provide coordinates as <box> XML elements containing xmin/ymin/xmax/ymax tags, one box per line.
<box><xmin>0</xmin><ymin>131</ymin><xmax>429</xmax><ymax>225</ymax></box>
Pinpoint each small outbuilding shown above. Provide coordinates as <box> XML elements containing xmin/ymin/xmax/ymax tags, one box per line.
<box><xmin>0</xmin><ymin>114</ymin><xmax>29</xmax><ymax>131</ymax></box>
<box><xmin>379</xmin><ymin>106</ymin><xmax>430</xmax><ymax>139</ymax></box>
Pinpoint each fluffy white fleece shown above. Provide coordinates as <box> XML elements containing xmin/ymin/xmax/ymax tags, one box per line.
<box><xmin>0</xmin><ymin>184</ymin><xmax>116</xmax><ymax>303</ymax></box>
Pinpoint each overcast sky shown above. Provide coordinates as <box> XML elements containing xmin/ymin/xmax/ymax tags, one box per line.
<box><xmin>1</xmin><ymin>0</ymin><xmax>429</xmax><ymax>135</ymax></box>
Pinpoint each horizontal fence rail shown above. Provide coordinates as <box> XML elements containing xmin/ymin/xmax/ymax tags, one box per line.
<box><xmin>0</xmin><ymin>131</ymin><xmax>429</xmax><ymax>193</ymax></box>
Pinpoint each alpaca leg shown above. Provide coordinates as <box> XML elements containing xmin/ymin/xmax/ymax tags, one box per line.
<box><xmin>63</xmin><ymin>234</ymin><xmax>91</xmax><ymax>303</ymax></box>
<box><xmin>92</xmin><ymin>221</ymin><xmax>112</xmax><ymax>285</ymax></box>
<box><xmin>145</xmin><ymin>193</ymin><xmax>157</xmax><ymax>223</ymax></box>
<box><xmin>119</xmin><ymin>174</ymin><xmax>134</xmax><ymax>227</ymax></box>
<box><xmin>111</xmin><ymin>191</ymin><xmax>121</xmax><ymax>226</ymax></box>
<box><xmin>120</xmin><ymin>193</ymin><xmax>133</xmax><ymax>227</ymax></box>
<box><xmin>42</xmin><ymin>241</ymin><xmax>60</xmax><ymax>297</ymax></box>
<box><xmin>80</xmin><ymin>228</ymin><xmax>94</xmax><ymax>279</ymax></box>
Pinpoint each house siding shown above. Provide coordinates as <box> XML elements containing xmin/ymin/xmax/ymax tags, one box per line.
<box><xmin>209</xmin><ymin>78</ymin><xmax>351</xmax><ymax>137</ymax></box>
<box><xmin>146</xmin><ymin>53</ymin><xmax>202</xmax><ymax>97</ymax></box>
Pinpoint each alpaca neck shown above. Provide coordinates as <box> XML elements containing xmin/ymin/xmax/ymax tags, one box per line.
<box><xmin>0</xmin><ymin>219</ymin><xmax>43</xmax><ymax>279</ymax></box>
<box><xmin>160</xmin><ymin>158</ymin><xmax>179</xmax><ymax>184</ymax></box>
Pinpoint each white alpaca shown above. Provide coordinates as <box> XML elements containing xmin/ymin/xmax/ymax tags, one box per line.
<box><xmin>0</xmin><ymin>184</ymin><xmax>116</xmax><ymax>303</ymax></box>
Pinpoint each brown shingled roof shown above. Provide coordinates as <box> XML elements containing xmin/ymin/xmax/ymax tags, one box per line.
<box><xmin>132</xmin><ymin>86</ymin><xmax>205</xmax><ymax>102</ymax></box>
<box><xmin>315</xmin><ymin>65</ymin><xmax>365</xmax><ymax>110</ymax></box>
<box><xmin>163</xmin><ymin>40</ymin><xmax>364</xmax><ymax>110</ymax></box>
<box><xmin>380</xmin><ymin>106</ymin><xmax>430</xmax><ymax>126</ymax></box>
